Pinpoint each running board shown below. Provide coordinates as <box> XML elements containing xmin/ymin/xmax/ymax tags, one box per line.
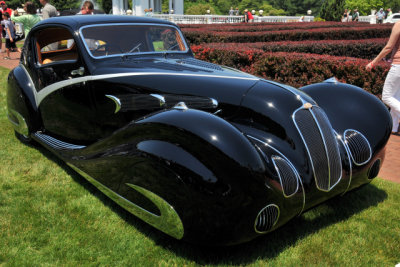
<box><xmin>33</xmin><ymin>132</ymin><xmax>86</xmax><ymax>150</ymax></box>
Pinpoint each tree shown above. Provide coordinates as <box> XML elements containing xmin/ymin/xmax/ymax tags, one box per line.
<box><xmin>185</xmin><ymin>3</ymin><xmax>216</xmax><ymax>15</ymax></box>
<box><xmin>320</xmin><ymin>0</ymin><xmax>345</xmax><ymax>21</ymax></box>
<box><xmin>345</xmin><ymin>0</ymin><xmax>400</xmax><ymax>15</ymax></box>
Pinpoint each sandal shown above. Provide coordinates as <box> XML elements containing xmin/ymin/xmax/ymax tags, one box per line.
<box><xmin>3</xmin><ymin>57</ymin><xmax>10</xmax><ymax>60</ymax></box>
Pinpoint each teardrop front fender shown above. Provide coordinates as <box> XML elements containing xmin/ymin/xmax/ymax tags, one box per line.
<box><xmin>137</xmin><ymin>108</ymin><xmax>266</xmax><ymax>173</ymax></box>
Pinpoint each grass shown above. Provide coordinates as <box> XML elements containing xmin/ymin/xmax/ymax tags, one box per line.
<box><xmin>0</xmin><ymin>65</ymin><xmax>399</xmax><ymax>266</ymax></box>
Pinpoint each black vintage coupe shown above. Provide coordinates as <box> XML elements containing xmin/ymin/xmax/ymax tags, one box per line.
<box><xmin>7</xmin><ymin>15</ymin><xmax>392</xmax><ymax>245</ymax></box>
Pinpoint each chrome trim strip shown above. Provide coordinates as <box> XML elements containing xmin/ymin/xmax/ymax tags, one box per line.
<box><xmin>33</xmin><ymin>132</ymin><xmax>86</xmax><ymax>150</ymax></box>
<box><xmin>271</xmin><ymin>155</ymin><xmax>300</xmax><ymax>198</ymax></box>
<box><xmin>150</xmin><ymin>94</ymin><xmax>166</xmax><ymax>107</ymax></box>
<box><xmin>36</xmin><ymin>72</ymin><xmax>259</xmax><ymax>107</ymax></box>
<box><xmin>79</xmin><ymin>23</ymin><xmax>189</xmax><ymax>59</ymax></box>
<box><xmin>7</xmin><ymin>109</ymin><xmax>29</xmax><ymax>137</ymax></box>
<box><xmin>247</xmin><ymin>135</ymin><xmax>305</xmax><ymax>214</ymax></box>
<box><xmin>105</xmin><ymin>95</ymin><xmax>122</xmax><ymax>113</ymax></box>
<box><xmin>336</xmin><ymin>132</ymin><xmax>353</xmax><ymax>195</ymax></box>
<box><xmin>67</xmin><ymin>164</ymin><xmax>184</xmax><ymax>239</ymax></box>
<box><xmin>254</xmin><ymin>204</ymin><xmax>280</xmax><ymax>234</ymax></box>
<box><xmin>343</xmin><ymin>129</ymin><xmax>372</xmax><ymax>166</ymax></box>
<box><xmin>262</xmin><ymin>79</ymin><xmax>308</xmax><ymax>105</ymax></box>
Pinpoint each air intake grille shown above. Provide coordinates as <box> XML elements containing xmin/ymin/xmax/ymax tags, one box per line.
<box><xmin>271</xmin><ymin>156</ymin><xmax>299</xmax><ymax>197</ymax></box>
<box><xmin>255</xmin><ymin>204</ymin><xmax>279</xmax><ymax>233</ymax></box>
<box><xmin>293</xmin><ymin>106</ymin><xmax>342</xmax><ymax>191</ymax></box>
<box><xmin>344</xmin><ymin>129</ymin><xmax>372</xmax><ymax>165</ymax></box>
<box><xmin>368</xmin><ymin>159</ymin><xmax>381</xmax><ymax>179</ymax></box>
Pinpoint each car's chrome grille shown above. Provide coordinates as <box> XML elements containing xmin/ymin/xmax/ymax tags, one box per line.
<box><xmin>344</xmin><ymin>129</ymin><xmax>372</xmax><ymax>165</ymax></box>
<box><xmin>293</xmin><ymin>106</ymin><xmax>342</xmax><ymax>191</ymax></box>
<box><xmin>271</xmin><ymin>156</ymin><xmax>299</xmax><ymax>197</ymax></box>
<box><xmin>254</xmin><ymin>204</ymin><xmax>279</xmax><ymax>233</ymax></box>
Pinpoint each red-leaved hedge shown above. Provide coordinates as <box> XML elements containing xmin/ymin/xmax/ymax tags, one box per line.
<box><xmin>180</xmin><ymin>21</ymin><xmax>389</xmax><ymax>33</ymax></box>
<box><xmin>191</xmin><ymin>45</ymin><xmax>389</xmax><ymax>96</ymax></box>
<box><xmin>199</xmin><ymin>38</ymin><xmax>388</xmax><ymax>59</ymax></box>
<box><xmin>183</xmin><ymin>26</ymin><xmax>392</xmax><ymax>44</ymax></box>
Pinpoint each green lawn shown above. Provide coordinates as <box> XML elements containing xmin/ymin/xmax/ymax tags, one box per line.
<box><xmin>0</xmin><ymin>66</ymin><xmax>399</xmax><ymax>266</ymax></box>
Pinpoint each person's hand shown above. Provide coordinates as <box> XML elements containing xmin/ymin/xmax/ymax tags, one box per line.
<box><xmin>366</xmin><ymin>62</ymin><xmax>374</xmax><ymax>71</ymax></box>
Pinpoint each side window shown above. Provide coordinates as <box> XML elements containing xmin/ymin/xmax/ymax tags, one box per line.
<box><xmin>34</xmin><ymin>27</ymin><xmax>78</xmax><ymax>65</ymax></box>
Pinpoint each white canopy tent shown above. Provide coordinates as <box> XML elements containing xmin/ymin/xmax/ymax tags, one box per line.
<box><xmin>112</xmin><ymin>0</ymin><xmax>183</xmax><ymax>15</ymax></box>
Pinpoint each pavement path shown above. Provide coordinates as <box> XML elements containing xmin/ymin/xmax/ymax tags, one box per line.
<box><xmin>0</xmin><ymin>51</ymin><xmax>398</xmax><ymax>183</ymax></box>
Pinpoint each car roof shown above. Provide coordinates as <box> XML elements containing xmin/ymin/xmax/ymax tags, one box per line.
<box><xmin>34</xmin><ymin>15</ymin><xmax>177</xmax><ymax>31</ymax></box>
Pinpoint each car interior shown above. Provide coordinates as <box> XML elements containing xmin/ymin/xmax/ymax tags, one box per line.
<box><xmin>35</xmin><ymin>27</ymin><xmax>78</xmax><ymax>65</ymax></box>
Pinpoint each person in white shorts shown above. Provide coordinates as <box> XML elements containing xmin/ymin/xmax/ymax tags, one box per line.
<box><xmin>366</xmin><ymin>22</ymin><xmax>400</xmax><ymax>135</ymax></box>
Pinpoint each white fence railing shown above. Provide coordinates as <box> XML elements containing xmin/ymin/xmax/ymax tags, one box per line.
<box><xmin>141</xmin><ymin>14</ymin><xmax>387</xmax><ymax>24</ymax></box>
<box><xmin>151</xmin><ymin>14</ymin><xmax>314</xmax><ymax>24</ymax></box>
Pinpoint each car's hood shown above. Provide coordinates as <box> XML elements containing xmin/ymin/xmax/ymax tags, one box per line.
<box><xmin>90</xmin><ymin>57</ymin><xmax>260</xmax><ymax>106</ymax></box>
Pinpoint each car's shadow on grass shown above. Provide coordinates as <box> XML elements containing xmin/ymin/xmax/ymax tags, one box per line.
<box><xmin>35</xmin><ymin>144</ymin><xmax>388</xmax><ymax>265</ymax></box>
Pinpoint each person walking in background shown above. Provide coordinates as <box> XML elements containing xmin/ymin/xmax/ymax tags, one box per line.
<box><xmin>245</xmin><ymin>9</ymin><xmax>253</xmax><ymax>23</ymax></box>
<box><xmin>2</xmin><ymin>12</ymin><xmax>15</xmax><ymax>59</ymax></box>
<box><xmin>78</xmin><ymin>0</ymin><xmax>94</xmax><ymax>15</ymax></box>
<box><xmin>376</xmin><ymin>8</ymin><xmax>385</xmax><ymax>24</ymax></box>
<box><xmin>39</xmin><ymin>0</ymin><xmax>57</xmax><ymax>19</ymax></box>
<box><xmin>0</xmin><ymin>1</ymin><xmax>12</xmax><ymax>16</ymax></box>
<box><xmin>244</xmin><ymin>9</ymin><xmax>249</xmax><ymax>22</ymax></box>
<box><xmin>234</xmin><ymin>7</ymin><xmax>239</xmax><ymax>16</ymax></box>
<box><xmin>366</xmin><ymin>22</ymin><xmax>400</xmax><ymax>134</ymax></box>
<box><xmin>0</xmin><ymin>0</ymin><xmax>12</xmax><ymax>53</ymax></box>
<box><xmin>342</xmin><ymin>8</ymin><xmax>349</xmax><ymax>22</ymax></box>
<box><xmin>387</xmin><ymin>8</ymin><xmax>393</xmax><ymax>17</ymax></box>
<box><xmin>12</xmin><ymin>2</ymin><xmax>40</xmax><ymax>38</ymax></box>
<box><xmin>229</xmin><ymin>7</ymin><xmax>234</xmax><ymax>16</ymax></box>
<box><xmin>352</xmin><ymin>8</ymin><xmax>359</xmax><ymax>22</ymax></box>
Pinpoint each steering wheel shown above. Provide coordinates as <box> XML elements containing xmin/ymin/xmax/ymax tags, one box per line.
<box><xmin>128</xmin><ymin>43</ymin><xmax>142</xmax><ymax>54</ymax></box>
<box><xmin>92</xmin><ymin>43</ymin><xmax>122</xmax><ymax>56</ymax></box>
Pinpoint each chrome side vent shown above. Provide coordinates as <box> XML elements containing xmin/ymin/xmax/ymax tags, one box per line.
<box><xmin>33</xmin><ymin>132</ymin><xmax>86</xmax><ymax>150</ymax></box>
<box><xmin>271</xmin><ymin>156</ymin><xmax>299</xmax><ymax>197</ymax></box>
<box><xmin>368</xmin><ymin>159</ymin><xmax>381</xmax><ymax>179</ymax></box>
<box><xmin>255</xmin><ymin>204</ymin><xmax>279</xmax><ymax>233</ymax></box>
<box><xmin>293</xmin><ymin>106</ymin><xmax>342</xmax><ymax>192</ymax></box>
<box><xmin>344</xmin><ymin>129</ymin><xmax>372</xmax><ymax>165</ymax></box>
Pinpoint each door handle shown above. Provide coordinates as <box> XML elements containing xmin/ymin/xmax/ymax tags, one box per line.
<box><xmin>71</xmin><ymin>67</ymin><xmax>85</xmax><ymax>76</ymax></box>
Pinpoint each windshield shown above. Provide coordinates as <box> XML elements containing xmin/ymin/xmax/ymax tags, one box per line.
<box><xmin>80</xmin><ymin>24</ymin><xmax>188</xmax><ymax>58</ymax></box>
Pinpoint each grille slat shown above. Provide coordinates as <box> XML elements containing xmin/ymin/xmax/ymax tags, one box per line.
<box><xmin>255</xmin><ymin>204</ymin><xmax>279</xmax><ymax>233</ymax></box>
<box><xmin>271</xmin><ymin>156</ymin><xmax>299</xmax><ymax>197</ymax></box>
<box><xmin>344</xmin><ymin>130</ymin><xmax>372</xmax><ymax>165</ymax></box>
<box><xmin>293</xmin><ymin>106</ymin><xmax>342</xmax><ymax>191</ymax></box>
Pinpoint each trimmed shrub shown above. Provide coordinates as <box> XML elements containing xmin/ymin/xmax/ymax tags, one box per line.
<box><xmin>200</xmin><ymin>38</ymin><xmax>388</xmax><ymax>59</ymax></box>
<box><xmin>184</xmin><ymin>26</ymin><xmax>392</xmax><ymax>44</ymax></box>
<box><xmin>191</xmin><ymin>45</ymin><xmax>389</xmax><ymax>96</ymax></box>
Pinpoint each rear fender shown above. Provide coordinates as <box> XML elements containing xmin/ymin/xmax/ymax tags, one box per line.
<box><xmin>7</xmin><ymin>66</ymin><xmax>40</xmax><ymax>135</ymax></box>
